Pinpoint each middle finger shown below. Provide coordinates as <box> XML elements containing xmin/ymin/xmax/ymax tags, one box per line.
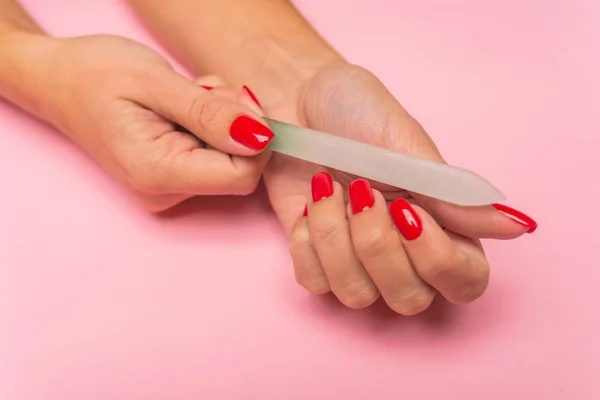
<box><xmin>307</xmin><ymin>172</ymin><xmax>379</xmax><ymax>309</ymax></box>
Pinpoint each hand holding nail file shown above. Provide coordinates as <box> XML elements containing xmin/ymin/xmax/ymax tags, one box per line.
<box><xmin>263</xmin><ymin>118</ymin><xmax>504</xmax><ymax>206</ymax></box>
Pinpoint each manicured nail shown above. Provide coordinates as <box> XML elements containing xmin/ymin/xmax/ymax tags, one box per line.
<box><xmin>493</xmin><ymin>204</ymin><xmax>537</xmax><ymax>233</ymax></box>
<box><xmin>302</xmin><ymin>205</ymin><xmax>308</xmax><ymax>217</ymax></box>
<box><xmin>229</xmin><ymin>116</ymin><xmax>274</xmax><ymax>150</ymax></box>
<box><xmin>243</xmin><ymin>85</ymin><xmax>262</xmax><ymax>108</ymax></box>
<box><xmin>201</xmin><ymin>85</ymin><xmax>214</xmax><ymax>90</ymax></box>
<box><xmin>349</xmin><ymin>179</ymin><xmax>374</xmax><ymax>214</ymax></box>
<box><xmin>389</xmin><ymin>199</ymin><xmax>422</xmax><ymax>240</ymax></box>
<box><xmin>311</xmin><ymin>172</ymin><xmax>334</xmax><ymax>202</ymax></box>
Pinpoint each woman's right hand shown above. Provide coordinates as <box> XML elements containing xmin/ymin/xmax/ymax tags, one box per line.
<box><xmin>29</xmin><ymin>34</ymin><xmax>273</xmax><ymax>211</ymax></box>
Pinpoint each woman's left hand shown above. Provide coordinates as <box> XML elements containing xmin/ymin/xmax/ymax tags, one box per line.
<box><xmin>255</xmin><ymin>63</ymin><xmax>537</xmax><ymax>314</ymax></box>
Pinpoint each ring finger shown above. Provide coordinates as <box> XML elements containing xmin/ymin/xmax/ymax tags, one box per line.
<box><xmin>347</xmin><ymin>179</ymin><xmax>435</xmax><ymax>315</ymax></box>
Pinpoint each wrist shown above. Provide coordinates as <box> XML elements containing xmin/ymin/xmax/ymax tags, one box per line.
<box><xmin>234</xmin><ymin>37</ymin><xmax>346</xmax><ymax>112</ymax></box>
<box><xmin>0</xmin><ymin>31</ymin><xmax>60</xmax><ymax>121</ymax></box>
<box><xmin>129</xmin><ymin>0</ymin><xmax>346</xmax><ymax>111</ymax></box>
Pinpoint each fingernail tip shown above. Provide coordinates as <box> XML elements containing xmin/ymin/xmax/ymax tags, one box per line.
<box><xmin>311</xmin><ymin>172</ymin><xmax>334</xmax><ymax>202</ymax></box>
<box><xmin>230</xmin><ymin>115</ymin><xmax>275</xmax><ymax>150</ymax></box>
<box><xmin>243</xmin><ymin>85</ymin><xmax>262</xmax><ymax>108</ymax></box>
<box><xmin>312</xmin><ymin>171</ymin><xmax>333</xmax><ymax>183</ymax></box>
<box><xmin>493</xmin><ymin>203</ymin><xmax>538</xmax><ymax>233</ymax></box>
<box><xmin>349</xmin><ymin>178</ymin><xmax>370</xmax><ymax>188</ymax></box>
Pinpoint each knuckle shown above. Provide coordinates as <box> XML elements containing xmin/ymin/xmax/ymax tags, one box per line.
<box><xmin>142</xmin><ymin>204</ymin><xmax>168</xmax><ymax>213</ymax></box>
<box><xmin>295</xmin><ymin>274</ymin><xmax>330</xmax><ymax>295</ymax></box>
<box><xmin>337</xmin><ymin>282</ymin><xmax>379</xmax><ymax>309</ymax></box>
<box><xmin>289</xmin><ymin>228</ymin><xmax>331</xmax><ymax>295</ymax></box>
<box><xmin>290</xmin><ymin>223</ymin><xmax>310</xmax><ymax>245</ymax></box>
<box><xmin>310</xmin><ymin>219</ymin><xmax>345</xmax><ymax>248</ymax></box>
<box><xmin>138</xmin><ymin>198</ymin><xmax>174</xmax><ymax>214</ymax></box>
<box><xmin>454</xmin><ymin>263</ymin><xmax>490</xmax><ymax>304</ymax></box>
<box><xmin>420</xmin><ymin>252</ymin><xmax>456</xmax><ymax>282</ymax></box>
<box><xmin>388</xmin><ymin>288</ymin><xmax>435</xmax><ymax>316</ymax></box>
<box><xmin>125</xmin><ymin>162</ymin><xmax>164</xmax><ymax>193</ymax></box>
<box><xmin>289</xmin><ymin>228</ymin><xmax>310</xmax><ymax>257</ymax></box>
<box><xmin>131</xmin><ymin>174</ymin><xmax>160</xmax><ymax>193</ymax></box>
<box><xmin>190</xmin><ymin>95</ymin><xmax>227</xmax><ymax>132</ymax></box>
<box><xmin>423</xmin><ymin>250</ymin><xmax>491</xmax><ymax>304</ymax></box>
<box><xmin>353</xmin><ymin>227</ymin><xmax>394</xmax><ymax>259</ymax></box>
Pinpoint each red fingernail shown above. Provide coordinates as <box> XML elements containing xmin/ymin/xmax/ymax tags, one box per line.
<box><xmin>243</xmin><ymin>85</ymin><xmax>262</xmax><ymax>108</ymax></box>
<box><xmin>493</xmin><ymin>204</ymin><xmax>538</xmax><ymax>233</ymax></box>
<box><xmin>349</xmin><ymin>179</ymin><xmax>374</xmax><ymax>214</ymax></box>
<box><xmin>311</xmin><ymin>172</ymin><xmax>334</xmax><ymax>202</ymax></box>
<box><xmin>201</xmin><ymin>85</ymin><xmax>214</xmax><ymax>90</ymax></box>
<box><xmin>302</xmin><ymin>205</ymin><xmax>308</xmax><ymax>217</ymax></box>
<box><xmin>389</xmin><ymin>199</ymin><xmax>422</xmax><ymax>240</ymax></box>
<box><xmin>230</xmin><ymin>116</ymin><xmax>274</xmax><ymax>150</ymax></box>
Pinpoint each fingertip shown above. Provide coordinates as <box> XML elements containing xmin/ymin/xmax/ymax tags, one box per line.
<box><xmin>229</xmin><ymin>114</ymin><xmax>275</xmax><ymax>153</ymax></box>
<box><xmin>414</xmin><ymin>197</ymin><xmax>535</xmax><ymax>240</ymax></box>
<box><xmin>310</xmin><ymin>171</ymin><xmax>335</xmax><ymax>202</ymax></box>
<box><xmin>493</xmin><ymin>203</ymin><xmax>538</xmax><ymax>234</ymax></box>
<box><xmin>242</xmin><ymin>85</ymin><xmax>262</xmax><ymax>108</ymax></box>
<box><xmin>332</xmin><ymin>181</ymin><xmax>344</xmax><ymax>195</ymax></box>
<box><xmin>348</xmin><ymin>179</ymin><xmax>375</xmax><ymax>215</ymax></box>
<box><xmin>372</xmin><ymin>189</ymin><xmax>387</xmax><ymax>203</ymax></box>
<box><xmin>389</xmin><ymin>198</ymin><xmax>425</xmax><ymax>241</ymax></box>
<box><xmin>347</xmin><ymin>187</ymin><xmax>387</xmax><ymax>219</ymax></box>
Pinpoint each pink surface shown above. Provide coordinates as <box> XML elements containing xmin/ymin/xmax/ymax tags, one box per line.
<box><xmin>1</xmin><ymin>0</ymin><xmax>599</xmax><ymax>398</ymax></box>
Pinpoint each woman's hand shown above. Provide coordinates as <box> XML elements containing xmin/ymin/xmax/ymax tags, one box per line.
<box><xmin>293</xmin><ymin>172</ymin><xmax>490</xmax><ymax>314</ymax></box>
<box><xmin>123</xmin><ymin>0</ymin><xmax>537</xmax><ymax>314</ymax></box>
<box><xmin>30</xmin><ymin>35</ymin><xmax>274</xmax><ymax>211</ymax></box>
<box><xmin>260</xmin><ymin>63</ymin><xmax>537</xmax><ymax>313</ymax></box>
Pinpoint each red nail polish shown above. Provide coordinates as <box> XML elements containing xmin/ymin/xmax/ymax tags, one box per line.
<box><xmin>389</xmin><ymin>199</ymin><xmax>422</xmax><ymax>240</ymax></box>
<box><xmin>349</xmin><ymin>179</ymin><xmax>374</xmax><ymax>214</ymax></box>
<box><xmin>229</xmin><ymin>116</ymin><xmax>274</xmax><ymax>150</ymax></box>
<box><xmin>311</xmin><ymin>172</ymin><xmax>334</xmax><ymax>202</ymax></box>
<box><xmin>243</xmin><ymin>85</ymin><xmax>262</xmax><ymax>108</ymax></box>
<box><xmin>493</xmin><ymin>204</ymin><xmax>537</xmax><ymax>233</ymax></box>
<box><xmin>201</xmin><ymin>85</ymin><xmax>213</xmax><ymax>90</ymax></box>
<box><xmin>302</xmin><ymin>205</ymin><xmax>308</xmax><ymax>217</ymax></box>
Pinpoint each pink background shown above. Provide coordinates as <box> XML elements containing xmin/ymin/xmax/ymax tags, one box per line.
<box><xmin>1</xmin><ymin>0</ymin><xmax>599</xmax><ymax>398</ymax></box>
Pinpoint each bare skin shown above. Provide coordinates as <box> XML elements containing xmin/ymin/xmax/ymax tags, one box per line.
<box><xmin>0</xmin><ymin>0</ymin><xmax>536</xmax><ymax>315</ymax></box>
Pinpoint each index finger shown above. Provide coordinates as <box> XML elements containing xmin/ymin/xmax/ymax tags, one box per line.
<box><xmin>137</xmin><ymin>69</ymin><xmax>274</xmax><ymax>156</ymax></box>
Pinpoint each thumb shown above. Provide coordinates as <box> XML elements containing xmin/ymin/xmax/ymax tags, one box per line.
<box><xmin>413</xmin><ymin>195</ymin><xmax>537</xmax><ymax>239</ymax></box>
<box><xmin>140</xmin><ymin>70</ymin><xmax>274</xmax><ymax>156</ymax></box>
<box><xmin>388</xmin><ymin>118</ymin><xmax>537</xmax><ymax>239</ymax></box>
<box><xmin>385</xmin><ymin>118</ymin><xmax>536</xmax><ymax>239</ymax></box>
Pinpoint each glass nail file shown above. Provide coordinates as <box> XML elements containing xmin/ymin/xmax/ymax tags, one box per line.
<box><xmin>264</xmin><ymin>118</ymin><xmax>505</xmax><ymax>206</ymax></box>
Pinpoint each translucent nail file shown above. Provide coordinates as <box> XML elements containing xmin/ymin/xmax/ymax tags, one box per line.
<box><xmin>264</xmin><ymin>118</ymin><xmax>505</xmax><ymax>206</ymax></box>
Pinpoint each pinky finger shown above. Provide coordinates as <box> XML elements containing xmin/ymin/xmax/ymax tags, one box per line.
<box><xmin>389</xmin><ymin>199</ymin><xmax>490</xmax><ymax>304</ymax></box>
<box><xmin>289</xmin><ymin>208</ymin><xmax>330</xmax><ymax>294</ymax></box>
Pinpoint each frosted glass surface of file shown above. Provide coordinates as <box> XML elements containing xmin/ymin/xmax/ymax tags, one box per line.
<box><xmin>265</xmin><ymin>118</ymin><xmax>505</xmax><ymax>206</ymax></box>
